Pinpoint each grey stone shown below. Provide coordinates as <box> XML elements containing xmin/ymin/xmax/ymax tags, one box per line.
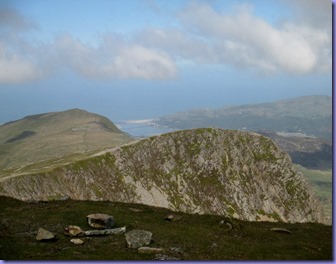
<box><xmin>87</xmin><ymin>213</ymin><xmax>115</xmax><ymax>229</ymax></box>
<box><xmin>36</xmin><ymin>228</ymin><xmax>55</xmax><ymax>241</ymax></box>
<box><xmin>125</xmin><ymin>230</ymin><xmax>152</xmax><ymax>249</ymax></box>
<box><xmin>154</xmin><ymin>254</ymin><xmax>181</xmax><ymax>260</ymax></box>
<box><xmin>84</xmin><ymin>226</ymin><xmax>126</xmax><ymax>236</ymax></box>
<box><xmin>138</xmin><ymin>246</ymin><xmax>163</xmax><ymax>254</ymax></box>
<box><xmin>70</xmin><ymin>238</ymin><xmax>85</xmax><ymax>245</ymax></box>
<box><xmin>170</xmin><ymin>247</ymin><xmax>183</xmax><ymax>254</ymax></box>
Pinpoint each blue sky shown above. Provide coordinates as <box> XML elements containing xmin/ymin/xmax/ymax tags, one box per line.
<box><xmin>0</xmin><ymin>0</ymin><xmax>332</xmax><ymax>123</ymax></box>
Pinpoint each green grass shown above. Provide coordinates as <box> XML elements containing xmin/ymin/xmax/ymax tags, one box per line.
<box><xmin>0</xmin><ymin>196</ymin><xmax>332</xmax><ymax>260</ymax></box>
<box><xmin>0</xmin><ymin>109</ymin><xmax>133</xmax><ymax>174</ymax></box>
<box><xmin>295</xmin><ymin>165</ymin><xmax>332</xmax><ymax>223</ymax></box>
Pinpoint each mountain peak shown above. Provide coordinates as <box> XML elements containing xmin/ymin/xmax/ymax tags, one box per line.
<box><xmin>0</xmin><ymin>109</ymin><xmax>132</xmax><ymax>171</ymax></box>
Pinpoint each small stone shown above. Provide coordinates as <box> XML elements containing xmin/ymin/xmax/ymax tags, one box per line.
<box><xmin>125</xmin><ymin>230</ymin><xmax>152</xmax><ymax>249</ymax></box>
<box><xmin>165</xmin><ymin>214</ymin><xmax>175</xmax><ymax>221</ymax></box>
<box><xmin>211</xmin><ymin>243</ymin><xmax>218</xmax><ymax>250</ymax></box>
<box><xmin>64</xmin><ymin>225</ymin><xmax>84</xmax><ymax>237</ymax></box>
<box><xmin>220</xmin><ymin>220</ymin><xmax>233</xmax><ymax>229</ymax></box>
<box><xmin>36</xmin><ymin>228</ymin><xmax>55</xmax><ymax>241</ymax></box>
<box><xmin>129</xmin><ymin>208</ymin><xmax>143</xmax><ymax>212</ymax></box>
<box><xmin>58</xmin><ymin>195</ymin><xmax>70</xmax><ymax>201</ymax></box>
<box><xmin>87</xmin><ymin>213</ymin><xmax>115</xmax><ymax>229</ymax></box>
<box><xmin>164</xmin><ymin>214</ymin><xmax>182</xmax><ymax>221</ymax></box>
<box><xmin>226</xmin><ymin>222</ymin><xmax>233</xmax><ymax>229</ymax></box>
<box><xmin>138</xmin><ymin>246</ymin><xmax>163</xmax><ymax>254</ymax></box>
<box><xmin>154</xmin><ymin>254</ymin><xmax>181</xmax><ymax>260</ymax></box>
<box><xmin>170</xmin><ymin>247</ymin><xmax>183</xmax><ymax>254</ymax></box>
<box><xmin>70</xmin><ymin>238</ymin><xmax>85</xmax><ymax>245</ymax></box>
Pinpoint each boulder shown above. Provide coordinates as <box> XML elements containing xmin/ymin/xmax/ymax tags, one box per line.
<box><xmin>87</xmin><ymin>213</ymin><xmax>115</xmax><ymax>229</ymax></box>
<box><xmin>36</xmin><ymin>228</ymin><xmax>55</xmax><ymax>241</ymax></box>
<box><xmin>64</xmin><ymin>225</ymin><xmax>84</xmax><ymax>237</ymax></box>
<box><xmin>125</xmin><ymin>230</ymin><xmax>152</xmax><ymax>249</ymax></box>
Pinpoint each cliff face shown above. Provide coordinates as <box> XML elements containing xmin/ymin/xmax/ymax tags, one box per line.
<box><xmin>0</xmin><ymin>128</ymin><xmax>324</xmax><ymax>223</ymax></box>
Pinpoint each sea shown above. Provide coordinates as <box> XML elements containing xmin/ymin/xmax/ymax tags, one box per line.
<box><xmin>115</xmin><ymin>119</ymin><xmax>177</xmax><ymax>138</ymax></box>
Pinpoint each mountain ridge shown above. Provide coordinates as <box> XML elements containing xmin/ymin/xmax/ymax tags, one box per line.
<box><xmin>0</xmin><ymin>128</ymin><xmax>324</xmax><ymax>224</ymax></box>
<box><xmin>154</xmin><ymin>95</ymin><xmax>332</xmax><ymax>140</ymax></box>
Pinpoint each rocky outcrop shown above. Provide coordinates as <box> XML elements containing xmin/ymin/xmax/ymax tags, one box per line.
<box><xmin>0</xmin><ymin>128</ymin><xmax>324</xmax><ymax>223</ymax></box>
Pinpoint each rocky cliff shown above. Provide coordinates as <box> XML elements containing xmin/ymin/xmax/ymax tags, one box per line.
<box><xmin>0</xmin><ymin>128</ymin><xmax>324</xmax><ymax>223</ymax></box>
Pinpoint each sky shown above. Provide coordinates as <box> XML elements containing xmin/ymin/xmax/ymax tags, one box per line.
<box><xmin>0</xmin><ymin>0</ymin><xmax>332</xmax><ymax>124</ymax></box>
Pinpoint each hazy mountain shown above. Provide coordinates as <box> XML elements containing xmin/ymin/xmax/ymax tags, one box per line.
<box><xmin>0</xmin><ymin>109</ymin><xmax>133</xmax><ymax>172</ymax></box>
<box><xmin>257</xmin><ymin>130</ymin><xmax>332</xmax><ymax>170</ymax></box>
<box><xmin>154</xmin><ymin>95</ymin><xmax>332</xmax><ymax>141</ymax></box>
<box><xmin>0</xmin><ymin>128</ymin><xmax>324</xmax><ymax>224</ymax></box>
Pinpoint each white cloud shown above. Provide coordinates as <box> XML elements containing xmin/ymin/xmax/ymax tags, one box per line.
<box><xmin>49</xmin><ymin>34</ymin><xmax>177</xmax><ymax>80</ymax></box>
<box><xmin>0</xmin><ymin>1</ymin><xmax>331</xmax><ymax>84</ymax></box>
<box><xmin>0</xmin><ymin>8</ymin><xmax>42</xmax><ymax>83</ymax></box>
<box><xmin>111</xmin><ymin>45</ymin><xmax>177</xmax><ymax>79</ymax></box>
<box><xmin>0</xmin><ymin>45</ymin><xmax>42</xmax><ymax>83</ymax></box>
<box><xmin>0</xmin><ymin>32</ymin><xmax>177</xmax><ymax>83</ymax></box>
<box><xmin>136</xmin><ymin>28</ymin><xmax>216</xmax><ymax>64</ymax></box>
<box><xmin>174</xmin><ymin>2</ymin><xmax>331</xmax><ymax>74</ymax></box>
<box><xmin>137</xmin><ymin>1</ymin><xmax>331</xmax><ymax>75</ymax></box>
<box><xmin>0</xmin><ymin>8</ymin><xmax>177</xmax><ymax>84</ymax></box>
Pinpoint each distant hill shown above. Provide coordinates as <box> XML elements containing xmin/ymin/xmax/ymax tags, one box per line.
<box><xmin>0</xmin><ymin>109</ymin><xmax>133</xmax><ymax>172</ymax></box>
<box><xmin>257</xmin><ymin>130</ymin><xmax>332</xmax><ymax>170</ymax></box>
<box><xmin>154</xmin><ymin>95</ymin><xmax>332</xmax><ymax>141</ymax></box>
<box><xmin>0</xmin><ymin>128</ymin><xmax>324</xmax><ymax>224</ymax></box>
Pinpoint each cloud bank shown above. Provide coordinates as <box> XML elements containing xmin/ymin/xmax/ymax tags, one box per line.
<box><xmin>140</xmin><ymin>2</ymin><xmax>331</xmax><ymax>74</ymax></box>
<box><xmin>0</xmin><ymin>1</ymin><xmax>331</xmax><ymax>84</ymax></box>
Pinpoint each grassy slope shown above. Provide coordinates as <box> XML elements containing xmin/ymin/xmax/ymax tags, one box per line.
<box><xmin>295</xmin><ymin>165</ymin><xmax>332</xmax><ymax>223</ymax></box>
<box><xmin>0</xmin><ymin>196</ymin><xmax>332</xmax><ymax>260</ymax></box>
<box><xmin>0</xmin><ymin>109</ymin><xmax>133</xmax><ymax>173</ymax></box>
